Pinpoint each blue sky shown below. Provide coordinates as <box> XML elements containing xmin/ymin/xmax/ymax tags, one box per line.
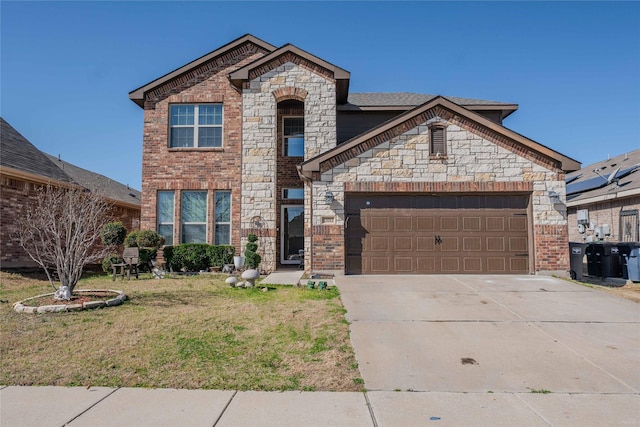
<box><xmin>2</xmin><ymin>1</ymin><xmax>639</xmax><ymax>190</ymax></box>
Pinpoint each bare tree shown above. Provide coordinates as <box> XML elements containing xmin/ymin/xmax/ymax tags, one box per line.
<box><xmin>15</xmin><ymin>185</ymin><xmax>114</xmax><ymax>298</ymax></box>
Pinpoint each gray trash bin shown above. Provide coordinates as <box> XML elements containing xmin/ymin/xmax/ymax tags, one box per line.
<box><xmin>569</xmin><ymin>242</ymin><xmax>588</xmax><ymax>280</ymax></box>
<box><xmin>624</xmin><ymin>248</ymin><xmax>640</xmax><ymax>282</ymax></box>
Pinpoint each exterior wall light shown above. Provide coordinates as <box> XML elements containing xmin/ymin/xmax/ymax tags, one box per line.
<box><xmin>324</xmin><ymin>191</ymin><xmax>334</xmax><ymax>204</ymax></box>
<box><xmin>549</xmin><ymin>191</ymin><xmax>562</xmax><ymax>204</ymax></box>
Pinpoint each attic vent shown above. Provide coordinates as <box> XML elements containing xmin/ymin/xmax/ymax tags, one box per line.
<box><xmin>428</xmin><ymin>124</ymin><xmax>447</xmax><ymax>157</ymax></box>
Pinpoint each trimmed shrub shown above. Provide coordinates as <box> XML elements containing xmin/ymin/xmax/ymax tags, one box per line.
<box><xmin>102</xmin><ymin>254</ymin><xmax>122</xmax><ymax>273</ymax></box>
<box><xmin>244</xmin><ymin>234</ymin><xmax>261</xmax><ymax>269</ymax></box>
<box><xmin>124</xmin><ymin>231</ymin><xmax>139</xmax><ymax>248</ymax></box>
<box><xmin>206</xmin><ymin>245</ymin><xmax>235</xmax><ymax>268</ymax></box>
<box><xmin>138</xmin><ymin>248</ymin><xmax>157</xmax><ymax>272</ymax></box>
<box><xmin>101</xmin><ymin>222</ymin><xmax>127</xmax><ymax>246</ymax></box>
<box><xmin>163</xmin><ymin>244</ymin><xmax>235</xmax><ymax>272</ymax></box>
<box><xmin>137</xmin><ymin>230</ymin><xmax>164</xmax><ymax>248</ymax></box>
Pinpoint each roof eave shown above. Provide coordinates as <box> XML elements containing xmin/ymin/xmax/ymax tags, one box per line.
<box><xmin>302</xmin><ymin>96</ymin><xmax>580</xmax><ymax>177</ymax></box>
<box><xmin>566</xmin><ymin>186</ymin><xmax>640</xmax><ymax>207</ymax></box>
<box><xmin>128</xmin><ymin>34</ymin><xmax>277</xmax><ymax>108</ymax></box>
<box><xmin>228</xmin><ymin>44</ymin><xmax>351</xmax><ymax>103</ymax></box>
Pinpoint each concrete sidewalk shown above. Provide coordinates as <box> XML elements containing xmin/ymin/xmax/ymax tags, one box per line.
<box><xmin>3</xmin><ymin>385</ymin><xmax>640</xmax><ymax>426</ymax></box>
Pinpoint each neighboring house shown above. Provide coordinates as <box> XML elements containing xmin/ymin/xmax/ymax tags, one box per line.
<box><xmin>566</xmin><ymin>149</ymin><xmax>640</xmax><ymax>243</ymax></box>
<box><xmin>129</xmin><ymin>34</ymin><xmax>580</xmax><ymax>275</ymax></box>
<box><xmin>0</xmin><ymin>117</ymin><xmax>141</xmax><ymax>268</ymax></box>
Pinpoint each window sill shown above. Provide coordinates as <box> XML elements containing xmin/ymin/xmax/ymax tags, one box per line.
<box><xmin>168</xmin><ymin>147</ymin><xmax>225</xmax><ymax>152</ymax></box>
<box><xmin>428</xmin><ymin>155</ymin><xmax>448</xmax><ymax>160</ymax></box>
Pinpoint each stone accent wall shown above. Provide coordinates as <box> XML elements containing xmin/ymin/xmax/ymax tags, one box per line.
<box><xmin>567</xmin><ymin>196</ymin><xmax>640</xmax><ymax>242</ymax></box>
<box><xmin>314</xmin><ymin>116</ymin><xmax>568</xmax><ymax>274</ymax></box>
<box><xmin>1</xmin><ymin>175</ymin><xmax>140</xmax><ymax>268</ymax></box>
<box><xmin>241</xmin><ymin>61</ymin><xmax>337</xmax><ymax>272</ymax></box>
<box><xmin>140</xmin><ymin>48</ymin><xmax>266</xmax><ymax>254</ymax></box>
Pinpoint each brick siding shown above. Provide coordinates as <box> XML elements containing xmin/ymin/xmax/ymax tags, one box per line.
<box><xmin>1</xmin><ymin>175</ymin><xmax>140</xmax><ymax>268</ymax></box>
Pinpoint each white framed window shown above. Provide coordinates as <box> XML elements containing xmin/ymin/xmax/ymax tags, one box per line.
<box><xmin>170</xmin><ymin>104</ymin><xmax>223</xmax><ymax>148</ymax></box>
<box><xmin>181</xmin><ymin>191</ymin><xmax>207</xmax><ymax>243</ymax></box>
<box><xmin>214</xmin><ymin>191</ymin><xmax>231</xmax><ymax>245</ymax></box>
<box><xmin>157</xmin><ymin>191</ymin><xmax>174</xmax><ymax>245</ymax></box>
<box><xmin>282</xmin><ymin>188</ymin><xmax>304</xmax><ymax>199</ymax></box>
<box><xmin>283</xmin><ymin>116</ymin><xmax>304</xmax><ymax>157</ymax></box>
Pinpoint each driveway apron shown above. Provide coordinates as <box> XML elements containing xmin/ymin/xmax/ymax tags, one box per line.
<box><xmin>336</xmin><ymin>275</ymin><xmax>640</xmax><ymax>394</ymax></box>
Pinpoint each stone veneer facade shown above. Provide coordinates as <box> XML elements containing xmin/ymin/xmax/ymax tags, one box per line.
<box><xmin>311</xmin><ymin>114</ymin><xmax>568</xmax><ymax>274</ymax></box>
<box><xmin>241</xmin><ymin>62</ymin><xmax>336</xmax><ymax>272</ymax></box>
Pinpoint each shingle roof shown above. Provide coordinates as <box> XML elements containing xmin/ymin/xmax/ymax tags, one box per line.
<box><xmin>1</xmin><ymin>117</ymin><xmax>140</xmax><ymax>207</ymax></box>
<box><xmin>1</xmin><ymin>117</ymin><xmax>71</xmax><ymax>183</ymax></box>
<box><xmin>345</xmin><ymin>92</ymin><xmax>515</xmax><ymax>108</ymax></box>
<box><xmin>566</xmin><ymin>149</ymin><xmax>640</xmax><ymax>206</ymax></box>
<box><xmin>43</xmin><ymin>153</ymin><xmax>141</xmax><ymax>207</ymax></box>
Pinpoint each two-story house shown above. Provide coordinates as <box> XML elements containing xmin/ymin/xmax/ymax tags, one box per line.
<box><xmin>129</xmin><ymin>34</ymin><xmax>580</xmax><ymax>276</ymax></box>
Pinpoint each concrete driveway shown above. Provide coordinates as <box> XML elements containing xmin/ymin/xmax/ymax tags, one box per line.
<box><xmin>337</xmin><ymin>275</ymin><xmax>640</xmax><ymax>425</ymax></box>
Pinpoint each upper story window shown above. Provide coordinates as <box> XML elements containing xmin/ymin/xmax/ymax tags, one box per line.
<box><xmin>282</xmin><ymin>188</ymin><xmax>304</xmax><ymax>199</ymax></box>
<box><xmin>170</xmin><ymin>104</ymin><xmax>222</xmax><ymax>148</ymax></box>
<box><xmin>283</xmin><ymin>116</ymin><xmax>304</xmax><ymax>157</ymax></box>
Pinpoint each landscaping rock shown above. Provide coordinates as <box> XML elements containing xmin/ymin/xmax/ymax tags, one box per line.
<box><xmin>241</xmin><ymin>269</ymin><xmax>260</xmax><ymax>288</ymax></box>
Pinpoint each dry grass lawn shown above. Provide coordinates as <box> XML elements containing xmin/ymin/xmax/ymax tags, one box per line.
<box><xmin>0</xmin><ymin>271</ymin><xmax>363</xmax><ymax>391</ymax></box>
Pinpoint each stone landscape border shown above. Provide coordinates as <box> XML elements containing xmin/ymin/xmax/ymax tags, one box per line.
<box><xmin>13</xmin><ymin>290</ymin><xmax>127</xmax><ymax>314</ymax></box>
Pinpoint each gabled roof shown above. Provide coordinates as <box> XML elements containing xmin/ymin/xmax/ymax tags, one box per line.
<box><xmin>43</xmin><ymin>153</ymin><xmax>141</xmax><ymax>208</ymax></box>
<box><xmin>129</xmin><ymin>34</ymin><xmax>277</xmax><ymax>108</ymax></box>
<box><xmin>0</xmin><ymin>117</ymin><xmax>71</xmax><ymax>183</ymax></box>
<box><xmin>299</xmin><ymin>96</ymin><xmax>580</xmax><ymax>179</ymax></box>
<box><xmin>0</xmin><ymin>117</ymin><xmax>141</xmax><ymax>208</ymax></box>
<box><xmin>565</xmin><ymin>149</ymin><xmax>640</xmax><ymax>207</ymax></box>
<box><xmin>228</xmin><ymin>43</ymin><xmax>351</xmax><ymax>104</ymax></box>
<box><xmin>342</xmin><ymin>92</ymin><xmax>518</xmax><ymax>120</ymax></box>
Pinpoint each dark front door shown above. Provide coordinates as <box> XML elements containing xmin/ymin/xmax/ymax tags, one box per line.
<box><xmin>281</xmin><ymin>205</ymin><xmax>304</xmax><ymax>265</ymax></box>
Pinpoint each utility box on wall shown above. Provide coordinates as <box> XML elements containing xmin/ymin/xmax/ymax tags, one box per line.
<box><xmin>577</xmin><ymin>209</ymin><xmax>589</xmax><ymax>225</ymax></box>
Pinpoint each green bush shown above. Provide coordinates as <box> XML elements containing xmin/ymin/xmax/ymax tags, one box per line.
<box><xmin>101</xmin><ymin>222</ymin><xmax>127</xmax><ymax>246</ymax></box>
<box><xmin>206</xmin><ymin>245</ymin><xmax>235</xmax><ymax>268</ymax></box>
<box><xmin>245</xmin><ymin>251</ymin><xmax>262</xmax><ymax>269</ymax></box>
<box><xmin>125</xmin><ymin>231</ymin><xmax>139</xmax><ymax>247</ymax></box>
<box><xmin>102</xmin><ymin>254</ymin><xmax>122</xmax><ymax>273</ymax></box>
<box><xmin>162</xmin><ymin>246</ymin><xmax>178</xmax><ymax>272</ymax></box>
<box><xmin>137</xmin><ymin>230</ymin><xmax>164</xmax><ymax>248</ymax></box>
<box><xmin>162</xmin><ymin>244</ymin><xmax>235</xmax><ymax>272</ymax></box>
<box><xmin>125</xmin><ymin>229</ymin><xmax>164</xmax><ymax>249</ymax></box>
<box><xmin>244</xmin><ymin>234</ymin><xmax>261</xmax><ymax>269</ymax></box>
<box><xmin>138</xmin><ymin>248</ymin><xmax>157</xmax><ymax>272</ymax></box>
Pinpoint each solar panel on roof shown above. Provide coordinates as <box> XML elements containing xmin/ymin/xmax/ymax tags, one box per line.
<box><xmin>566</xmin><ymin>176</ymin><xmax>608</xmax><ymax>195</ymax></box>
<box><xmin>566</xmin><ymin>163</ymin><xmax>640</xmax><ymax>196</ymax></box>
<box><xmin>565</xmin><ymin>174</ymin><xmax>582</xmax><ymax>185</ymax></box>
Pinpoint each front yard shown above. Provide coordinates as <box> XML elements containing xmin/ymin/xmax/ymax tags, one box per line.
<box><xmin>0</xmin><ymin>272</ymin><xmax>362</xmax><ymax>391</ymax></box>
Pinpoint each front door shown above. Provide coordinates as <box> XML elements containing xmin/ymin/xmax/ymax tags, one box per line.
<box><xmin>281</xmin><ymin>205</ymin><xmax>304</xmax><ymax>265</ymax></box>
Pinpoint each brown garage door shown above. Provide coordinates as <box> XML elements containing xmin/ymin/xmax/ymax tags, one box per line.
<box><xmin>345</xmin><ymin>194</ymin><xmax>530</xmax><ymax>274</ymax></box>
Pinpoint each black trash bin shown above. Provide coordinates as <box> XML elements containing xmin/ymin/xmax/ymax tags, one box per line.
<box><xmin>585</xmin><ymin>243</ymin><xmax>599</xmax><ymax>277</ymax></box>
<box><xmin>618</xmin><ymin>242</ymin><xmax>640</xmax><ymax>280</ymax></box>
<box><xmin>601</xmin><ymin>242</ymin><xmax>622</xmax><ymax>278</ymax></box>
<box><xmin>624</xmin><ymin>248</ymin><xmax>640</xmax><ymax>282</ymax></box>
<box><xmin>569</xmin><ymin>242</ymin><xmax>588</xmax><ymax>280</ymax></box>
<box><xmin>588</xmin><ymin>242</ymin><xmax>621</xmax><ymax>278</ymax></box>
